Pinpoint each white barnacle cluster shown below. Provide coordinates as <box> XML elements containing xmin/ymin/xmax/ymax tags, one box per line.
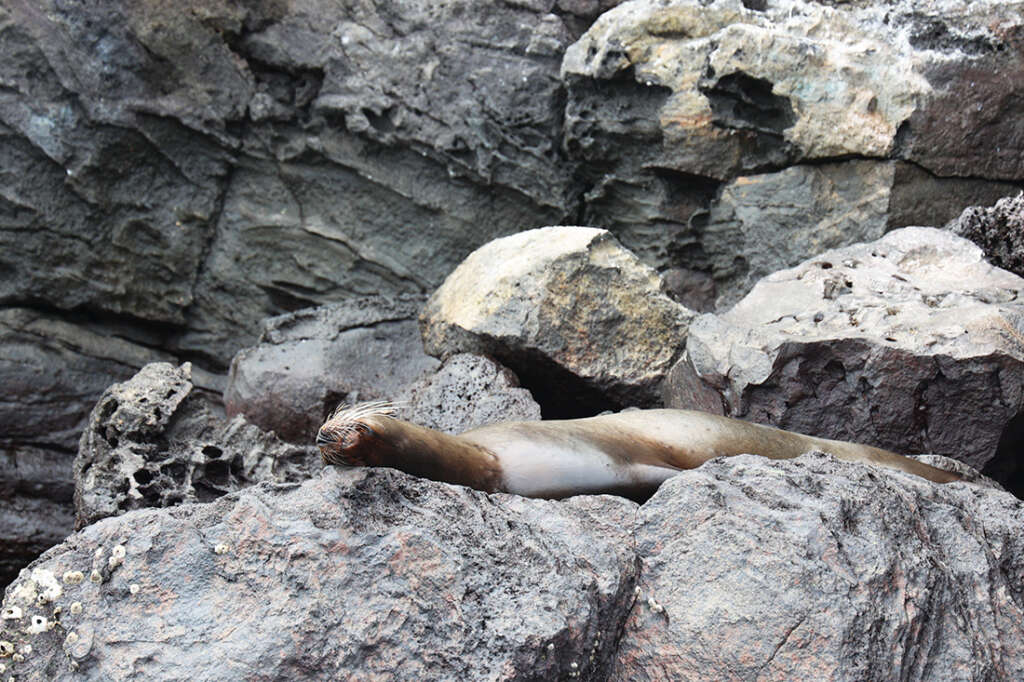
<box><xmin>213</xmin><ymin>543</ymin><xmax>230</xmax><ymax>555</ymax></box>
<box><xmin>646</xmin><ymin>595</ymin><xmax>665</xmax><ymax>615</ymax></box>
<box><xmin>108</xmin><ymin>544</ymin><xmax>127</xmax><ymax>570</ymax></box>
<box><xmin>62</xmin><ymin>571</ymin><xmax>84</xmax><ymax>586</ymax></box>
<box><xmin>32</xmin><ymin>569</ymin><xmax>62</xmax><ymax>603</ymax></box>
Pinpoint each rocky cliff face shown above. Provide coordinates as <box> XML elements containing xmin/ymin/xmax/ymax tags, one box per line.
<box><xmin>3</xmin><ymin>0</ymin><xmax>1024</xmax><ymax>655</ymax></box>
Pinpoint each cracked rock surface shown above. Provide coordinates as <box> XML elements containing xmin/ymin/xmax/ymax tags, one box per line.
<box><xmin>667</xmin><ymin>227</ymin><xmax>1024</xmax><ymax>484</ymax></box>
<box><xmin>4</xmin><ymin>450</ymin><xmax>1021</xmax><ymax>680</ymax></box>
<box><xmin>421</xmin><ymin>226</ymin><xmax>694</xmax><ymax>416</ymax></box>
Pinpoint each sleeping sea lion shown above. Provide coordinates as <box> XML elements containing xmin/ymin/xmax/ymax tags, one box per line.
<box><xmin>316</xmin><ymin>402</ymin><xmax>961</xmax><ymax>501</ymax></box>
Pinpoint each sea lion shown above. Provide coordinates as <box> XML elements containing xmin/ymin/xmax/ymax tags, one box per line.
<box><xmin>316</xmin><ymin>402</ymin><xmax>962</xmax><ymax>501</ymax></box>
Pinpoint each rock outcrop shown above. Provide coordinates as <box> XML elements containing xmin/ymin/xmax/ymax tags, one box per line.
<box><xmin>4</xmin><ymin>449</ymin><xmax>1022</xmax><ymax>680</ymax></box>
<box><xmin>562</xmin><ymin>0</ymin><xmax>1023</xmax><ymax>305</ymax></box>
<box><xmin>224</xmin><ymin>296</ymin><xmax>439</xmax><ymax>443</ymax></box>
<box><xmin>75</xmin><ymin>363</ymin><xmax>317</xmax><ymax>529</ymax></box>
<box><xmin>421</xmin><ymin>226</ymin><xmax>694</xmax><ymax>416</ymax></box>
<box><xmin>666</xmin><ymin>227</ymin><xmax>1024</xmax><ymax>485</ymax></box>
<box><xmin>3</xmin><ymin>467</ymin><xmax>639</xmax><ymax>681</ymax></box>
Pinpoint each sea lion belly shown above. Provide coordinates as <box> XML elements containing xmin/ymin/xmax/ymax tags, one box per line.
<box><xmin>460</xmin><ymin>421</ymin><xmax>681</xmax><ymax>501</ymax></box>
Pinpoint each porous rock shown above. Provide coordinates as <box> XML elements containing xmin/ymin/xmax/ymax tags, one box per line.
<box><xmin>225</xmin><ymin>296</ymin><xmax>439</xmax><ymax>443</ymax></box>
<box><xmin>948</xmin><ymin>192</ymin><xmax>1024</xmax><ymax>279</ymax></box>
<box><xmin>394</xmin><ymin>353</ymin><xmax>542</xmax><ymax>434</ymax></box>
<box><xmin>0</xmin><ymin>308</ymin><xmax>198</xmax><ymax>590</ymax></box>
<box><xmin>420</xmin><ymin>226</ymin><xmax>694</xmax><ymax>416</ymax></box>
<box><xmin>75</xmin><ymin>363</ymin><xmax>317</xmax><ymax>529</ymax></box>
<box><xmin>666</xmin><ymin>227</ymin><xmax>1024</xmax><ymax>482</ymax></box>
<box><xmin>611</xmin><ymin>451</ymin><xmax>1024</xmax><ymax>680</ymax></box>
<box><xmin>2</xmin><ymin>467</ymin><xmax>638</xmax><ymax>681</ymax></box>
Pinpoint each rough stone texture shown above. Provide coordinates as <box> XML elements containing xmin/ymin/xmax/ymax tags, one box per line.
<box><xmin>666</xmin><ymin>227</ymin><xmax>1024</xmax><ymax>482</ymax></box>
<box><xmin>2</xmin><ymin>467</ymin><xmax>638</xmax><ymax>681</ymax></box>
<box><xmin>224</xmin><ymin>296</ymin><xmax>439</xmax><ymax>443</ymax></box>
<box><xmin>75</xmin><ymin>363</ymin><xmax>317</xmax><ymax>529</ymax></box>
<box><xmin>703</xmin><ymin>161</ymin><xmax>895</xmax><ymax>308</ymax></box>
<box><xmin>0</xmin><ymin>308</ymin><xmax>200</xmax><ymax>591</ymax></box>
<box><xmin>0</xmin><ymin>0</ymin><xmax>589</xmax><ymax>367</ymax></box>
<box><xmin>0</xmin><ymin>446</ymin><xmax>74</xmax><ymax>592</ymax></box>
<box><xmin>421</xmin><ymin>226</ymin><xmax>695</xmax><ymax>416</ymax></box>
<box><xmin>611</xmin><ymin>451</ymin><xmax>1024</xmax><ymax>681</ymax></box>
<box><xmin>562</xmin><ymin>0</ymin><xmax>1024</xmax><ymax>299</ymax></box>
<box><xmin>394</xmin><ymin>353</ymin><xmax>542</xmax><ymax>434</ymax></box>
<box><xmin>6</xmin><ymin>450</ymin><xmax>1022</xmax><ymax>680</ymax></box>
<box><xmin>948</xmin><ymin>192</ymin><xmax>1024</xmax><ymax>279</ymax></box>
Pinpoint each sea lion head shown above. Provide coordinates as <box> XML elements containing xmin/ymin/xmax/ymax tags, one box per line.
<box><xmin>316</xmin><ymin>400</ymin><xmax>396</xmax><ymax>466</ymax></box>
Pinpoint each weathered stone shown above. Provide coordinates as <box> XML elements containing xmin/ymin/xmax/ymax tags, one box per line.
<box><xmin>666</xmin><ymin>227</ymin><xmax>1024</xmax><ymax>484</ymax></box>
<box><xmin>948</xmin><ymin>192</ymin><xmax>1024</xmax><ymax>279</ymax></box>
<box><xmin>75</xmin><ymin>363</ymin><xmax>317</xmax><ymax>529</ymax></box>
<box><xmin>421</xmin><ymin>226</ymin><xmax>694</xmax><ymax>416</ymax></box>
<box><xmin>612</xmin><ymin>451</ymin><xmax>1024</xmax><ymax>680</ymax></box>
<box><xmin>562</xmin><ymin>0</ymin><xmax>1024</xmax><ymax>297</ymax></box>
<box><xmin>702</xmin><ymin>161</ymin><xmax>895</xmax><ymax>308</ymax></box>
<box><xmin>225</xmin><ymin>296</ymin><xmax>439</xmax><ymax>443</ymax></box>
<box><xmin>3</xmin><ymin>467</ymin><xmax>638</xmax><ymax>681</ymax></box>
<box><xmin>563</xmin><ymin>0</ymin><xmax>925</xmax><ymax>178</ymax></box>
<box><xmin>0</xmin><ymin>309</ymin><xmax>215</xmax><ymax>590</ymax></box>
<box><xmin>394</xmin><ymin>353</ymin><xmax>542</xmax><ymax>433</ymax></box>
<box><xmin>1</xmin><ymin>0</ymin><xmax>585</xmax><ymax>369</ymax></box>
<box><xmin>0</xmin><ymin>446</ymin><xmax>75</xmax><ymax>590</ymax></box>
<box><xmin>899</xmin><ymin>20</ymin><xmax>1024</xmax><ymax>181</ymax></box>
<box><xmin>7</xmin><ymin>445</ymin><xmax>1021</xmax><ymax>679</ymax></box>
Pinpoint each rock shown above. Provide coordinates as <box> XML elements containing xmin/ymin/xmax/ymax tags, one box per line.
<box><xmin>224</xmin><ymin>296</ymin><xmax>439</xmax><ymax>443</ymax></box>
<box><xmin>948</xmin><ymin>192</ymin><xmax>1024</xmax><ymax>279</ymax></box>
<box><xmin>394</xmin><ymin>353</ymin><xmax>542</xmax><ymax>433</ymax></box>
<box><xmin>0</xmin><ymin>446</ymin><xmax>75</xmax><ymax>591</ymax></box>
<box><xmin>420</xmin><ymin>226</ymin><xmax>694</xmax><ymax>416</ymax></box>
<box><xmin>2</xmin><ymin>467</ymin><xmax>638</xmax><ymax>681</ymax></box>
<box><xmin>2</xmin><ymin>0</ymin><xmax>585</xmax><ymax>369</ymax></box>
<box><xmin>562</xmin><ymin>0</ymin><xmax>1024</xmax><ymax>298</ymax></box>
<box><xmin>665</xmin><ymin>227</ymin><xmax>1024</xmax><ymax>485</ymax></box>
<box><xmin>75</xmin><ymin>363</ymin><xmax>317</xmax><ymax>529</ymax></box>
<box><xmin>163</xmin><ymin>0</ymin><xmax>584</xmax><ymax>363</ymax></box>
<box><xmin>611</xmin><ymin>451</ymin><xmax>1024</xmax><ymax>680</ymax></box>
<box><xmin>0</xmin><ymin>309</ymin><xmax>217</xmax><ymax>590</ymax></box>
<box><xmin>899</xmin><ymin>18</ymin><xmax>1024</xmax><ymax>181</ymax></box>
<box><xmin>701</xmin><ymin>161</ymin><xmax>894</xmax><ymax>308</ymax></box>
<box><xmin>6</xmin><ymin>446</ymin><xmax>1022</xmax><ymax>679</ymax></box>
